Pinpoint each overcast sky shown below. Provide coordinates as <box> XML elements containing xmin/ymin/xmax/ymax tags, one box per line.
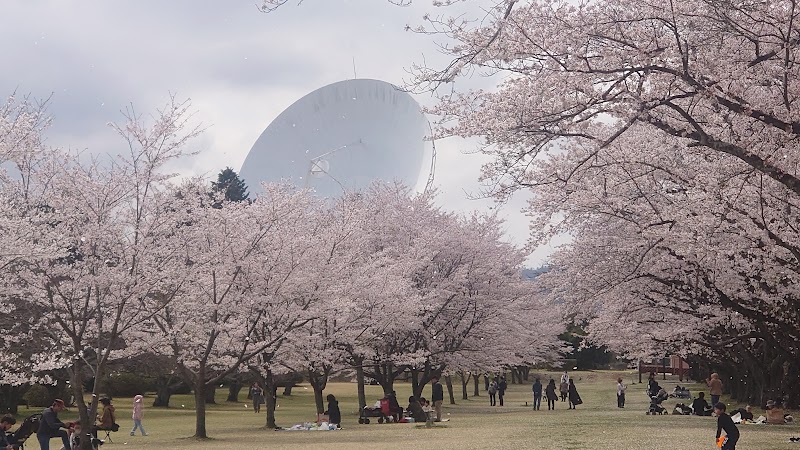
<box><xmin>0</xmin><ymin>0</ymin><xmax>557</xmax><ymax>266</ymax></box>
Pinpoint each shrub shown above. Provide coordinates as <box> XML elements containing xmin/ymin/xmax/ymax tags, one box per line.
<box><xmin>103</xmin><ymin>372</ymin><xmax>156</xmax><ymax>397</ymax></box>
<box><xmin>23</xmin><ymin>384</ymin><xmax>53</xmax><ymax>407</ymax></box>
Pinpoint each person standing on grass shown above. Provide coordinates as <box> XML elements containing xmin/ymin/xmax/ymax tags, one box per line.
<box><xmin>559</xmin><ymin>379</ymin><xmax>569</xmax><ymax>402</ymax></box>
<box><xmin>568</xmin><ymin>379</ymin><xmax>582</xmax><ymax>409</ymax></box>
<box><xmin>36</xmin><ymin>399</ymin><xmax>71</xmax><ymax>450</ymax></box>
<box><xmin>532</xmin><ymin>377</ymin><xmax>543</xmax><ymax>411</ymax></box>
<box><xmin>498</xmin><ymin>377</ymin><xmax>508</xmax><ymax>407</ymax></box>
<box><xmin>616</xmin><ymin>378</ymin><xmax>627</xmax><ymax>408</ymax></box>
<box><xmin>130</xmin><ymin>395</ymin><xmax>147</xmax><ymax>436</ymax></box>
<box><xmin>431</xmin><ymin>376</ymin><xmax>444</xmax><ymax>422</ymax></box>
<box><xmin>545</xmin><ymin>379</ymin><xmax>558</xmax><ymax>410</ymax></box>
<box><xmin>707</xmin><ymin>373</ymin><xmax>723</xmax><ymax>407</ymax></box>
<box><xmin>251</xmin><ymin>382</ymin><xmax>264</xmax><ymax>414</ymax></box>
<box><xmin>488</xmin><ymin>379</ymin><xmax>498</xmax><ymax>406</ymax></box>
<box><xmin>714</xmin><ymin>402</ymin><xmax>739</xmax><ymax>450</ymax></box>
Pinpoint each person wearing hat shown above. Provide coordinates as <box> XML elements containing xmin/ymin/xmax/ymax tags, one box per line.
<box><xmin>130</xmin><ymin>395</ymin><xmax>147</xmax><ymax>436</ymax></box>
<box><xmin>37</xmin><ymin>399</ymin><xmax>71</xmax><ymax>450</ymax></box>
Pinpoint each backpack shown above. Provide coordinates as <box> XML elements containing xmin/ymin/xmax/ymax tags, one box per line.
<box><xmin>488</xmin><ymin>383</ymin><xmax>497</xmax><ymax>394</ymax></box>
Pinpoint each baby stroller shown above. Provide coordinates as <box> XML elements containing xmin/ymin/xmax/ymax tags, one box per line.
<box><xmin>9</xmin><ymin>413</ymin><xmax>42</xmax><ymax>449</ymax></box>
<box><xmin>647</xmin><ymin>389</ymin><xmax>669</xmax><ymax>415</ymax></box>
<box><xmin>358</xmin><ymin>398</ymin><xmax>393</xmax><ymax>424</ymax></box>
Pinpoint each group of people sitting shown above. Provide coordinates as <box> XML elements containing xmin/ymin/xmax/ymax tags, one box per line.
<box><xmin>23</xmin><ymin>398</ymin><xmax>118</xmax><ymax>450</ymax></box>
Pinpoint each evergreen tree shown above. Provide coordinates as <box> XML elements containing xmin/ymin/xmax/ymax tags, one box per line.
<box><xmin>212</xmin><ymin>167</ymin><xmax>250</xmax><ymax>202</ymax></box>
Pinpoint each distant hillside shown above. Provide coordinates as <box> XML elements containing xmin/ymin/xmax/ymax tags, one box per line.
<box><xmin>521</xmin><ymin>266</ymin><xmax>550</xmax><ymax>280</ymax></box>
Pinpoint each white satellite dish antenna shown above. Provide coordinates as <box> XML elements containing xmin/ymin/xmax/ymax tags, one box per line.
<box><xmin>240</xmin><ymin>79</ymin><xmax>435</xmax><ymax>198</ymax></box>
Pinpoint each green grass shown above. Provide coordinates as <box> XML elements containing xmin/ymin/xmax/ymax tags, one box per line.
<box><xmin>18</xmin><ymin>371</ymin><xmax>799</xmax><ymax>449</ymax></box>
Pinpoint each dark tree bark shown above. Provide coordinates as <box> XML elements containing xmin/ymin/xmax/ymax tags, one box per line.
<box><xmin>193</xmin><ymin>382</ymin><xmax>208</xmax><ymax>439</ymax></box>
<box><xmin>0</xmin><ymin>385</ymin><xmax>23</xmax><ymax>414</ymax></box>
<box><xmin>226</xmin><ymin>381</ymin><xmax>242</xmax><ymax>402</ymax></box>
<box><xmin>204</xmin><ymin>385</ymin><xmax>216</xmax><ymax>404</ymax></box>
<box><xmin>263</xmin><ymin>369</ymin><xmax>278</xmax><ymax>429</ymax></box>
<box><xmin>445</xmin><ymin>375</ymin><xmax>456</xmax><ymax>405</ymax></box>
<box><xmin>355</xmin><ymin>359</ymin><xmax>367</xmax><ymax>411</ymax></box>
<box><xmin>473</xmin><ymin>372</ymin><xmax>480</xmax><ymax>397</ymax></box>
<box><xmin>460</xmin><ymin>371</ymin><xmax>470</xmax><ymax>400</ymax></box>
<box><xmin>308</xmin><ymin>368</ymin><xmax>330</xmax><ymax>415</ymax></box>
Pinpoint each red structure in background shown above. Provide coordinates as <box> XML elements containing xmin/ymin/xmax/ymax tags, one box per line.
<box><xmin>639</xmin><ymin>356</ymin><xmax>692</xmax><ymax>382</ymax></box>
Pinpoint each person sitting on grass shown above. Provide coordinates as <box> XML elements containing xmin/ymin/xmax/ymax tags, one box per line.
<box><xmin>734</xmin><ymin>405</ymin><xmax>754</xmax><ymax>422</ymax></box>
<box><xmin>765</xmin><ymin>400</ymin><xmax>786</xmax><ymax>424</ymax></box>
<box><xmin>692</xmin><ymin>392</ymin><xmax>711</xmax><ymax>416</ymax></box>
<box><xmin>406</xmin><ymin>396</ymin><xmax>426</xmax><ymax>423</ymax></box>
<box><xmin>324</xmin><ymin>394</ymin><xmax>341</xmax><ymax>428</ymax></box>
<box><xmin>386</xmin><ymin>391</ymin><xmax>404</xmax><ymax>422</ymax></box>
<box><xmin>715</xmin><ymin>402</ymin><xmax>739</xmax><ymax>450</ymax></box>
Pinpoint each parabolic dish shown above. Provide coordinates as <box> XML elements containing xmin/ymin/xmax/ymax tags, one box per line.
<box><xmin>239</xmin><ymin>79</ymin><xmax>429</xmax><ymax>198</ymax></box>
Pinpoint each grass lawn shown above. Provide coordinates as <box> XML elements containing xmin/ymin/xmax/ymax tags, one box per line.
<box><xmin>17</xmin><ymin>371</ymin><xmax>799</xmax><ymax>449</ymax></box>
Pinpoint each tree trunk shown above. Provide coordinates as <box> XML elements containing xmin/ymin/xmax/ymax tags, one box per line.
<box><xmin>355</xmin><ymin>360</ymin><xmax>367</xmax><ymax>411</ymax></box>
<box><xmin>473</xmin><ymin>372</ymin><xmax>480</xmax><ymax>397</ymax></box>
<box><xmin>445</xmin><ymin>375</ymin><xmax>456</xmax><ymax>405</ymax></box>
<box><xmin>226</xmin><ymin>381</ymin><xmax>242</xmax><ymax>402</ymax></box>
<box><xmin>484</xmin><ymin>375</ymin><xmax>489</xmax><ymax>391</ymax></box>
<box><xmin>282</xmin><ymin>385</ymin><xmax>293</xmax><ymax>396</ymax></box>
<box><xmin>309</xmin><ymin>369</ymin><xmax>328</xmax><ymax>415</ymax></box>
<box><xmin>460</xmin><ymin>372</ymin><xmax>469</xmax><ymax>400</ymax></box>
<box><xmin>204</xmin><ymin>385</ymin><xmax>217</xmax><ymax>404</ymax></box>
<box><xmin>411</xmin><ymin>368</ymin><xmax>421</xmax><ymax>400</ymax></box>
<box><xmin>71</xmin><ymin>366</ymin><xmax>93</xmax><ymax>450</ymax></box>
<box><xmin>194</xmin><ymin>382</ymin><xmax>208</xmax><ymax>439</ymax></box>
<box><xmin>264</xmin><ymin>369</ymin><xmax>278</xmax><ymax>429</ymax></box>
<box><xmin>0</xmin><ymin>385</ymin><xmax>23</xmax><ymax>414</ymax></box>
<box><xmin>153</xmin><ymin>384</ymin><xmax>173</xmax><ymax>407</ymax></box>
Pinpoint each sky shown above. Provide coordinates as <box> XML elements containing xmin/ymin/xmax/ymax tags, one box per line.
<box><xmin>0</xmin><ymin>0</ymin><xmax>558</xmax><ymax>266</ymax></box>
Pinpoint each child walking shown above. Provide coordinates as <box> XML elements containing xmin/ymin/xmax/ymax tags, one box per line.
<box><xmin>130</xmin><ymin>395</ymin><xmax>147</xmax><ymax>436</ymax></box>
<box><xmin>616</xmin><ymin>378</ymin><xmax>627</xmax><ymax>408</ymax></box>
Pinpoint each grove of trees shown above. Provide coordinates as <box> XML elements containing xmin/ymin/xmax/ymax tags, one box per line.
<box><xmin>397</xmin><ymin>0</ymin><xmax>800</xmax><ymax>408</ymax></box>
<box><xmin>0</xmin><ymin>94</ymin><xmax>562</xmax><ymax>447</ymax></box>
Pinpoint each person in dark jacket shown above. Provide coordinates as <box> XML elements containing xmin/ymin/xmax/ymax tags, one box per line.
<box><xmin>532</xmin><ymin>377</ymin><xmax>543</xmax><ymax>411</ymax></box>
<box><xmin>498</xmin><ymin>377</ymin><xmax>508</xmax><ymax>407</ymax></box>
<box><xmin>406</xmin><ymin>396</ymin><xmax>426</xmax><ymax>422</ymax></box>
<box><xmin>37</xmin><ymin>399</ymin><xmax>70</xmax><ymax>450</ymax></box>
<box><xmin>431</xmin><ymin>376</ymin><xmax>444</xmax><ymax>422</ymax></box>
<box><xmin>568</xmin><ymin>379</ymin><xmax>581</xmax><ymax>409</ymax></box>
<box><xmin>324</xmin><ymin>394</ymin><xmax>341</xmax><ymax>428</ymax></box>
<box><xmin>386</xmin><ymin>391</ymin><xmax>403</xmax><ymax>422</ymax></box>
<box><xmin>692</xmin><ymin>392</ymin><xmax>711</xmax><ymax>416</ymax></box>
<box><xmin>1</xmin><ymin>415</ymin><xmax>18</xmax><ymax>450</ymax></box>
<box><xmin>545</xmin><ymin>379</ymin><xmax>558</xmax><ymax>410</ymax></box>
<box><xmin>715</xmin><ymin>402</ymin><xmax>739</xmax><ymax>450</ymax></box>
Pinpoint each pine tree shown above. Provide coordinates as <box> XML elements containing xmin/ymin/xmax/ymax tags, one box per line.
<box><xmin>211</xmin><ymin>167</ymin><xmax>250</xmax><ymax>202</ymax></box>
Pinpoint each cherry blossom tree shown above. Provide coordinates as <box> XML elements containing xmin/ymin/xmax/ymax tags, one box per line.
<box><xmin>0</xmin><ymin>95</ymin><xmax>203</xmax><ymax>449</ymax></box>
